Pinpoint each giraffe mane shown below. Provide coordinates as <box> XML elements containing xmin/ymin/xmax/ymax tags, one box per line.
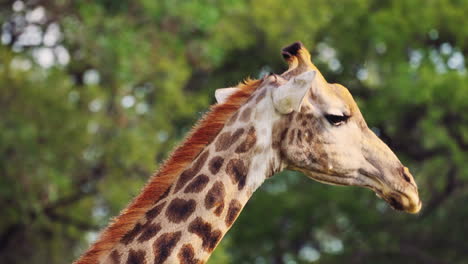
<box><xmin>74</xmin><ymin>78</ymin><xmax>262</xmax><ymax>264</ymax></box>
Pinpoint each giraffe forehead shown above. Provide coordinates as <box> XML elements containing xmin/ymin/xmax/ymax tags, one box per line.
<box><xmin>331</xmin><ymin>83</ymin><xmax>358</xmax><ymax>110</ymax></box>
<box><xmin>309</xmin><ymin>83</ymin><xmax>357</xmax><ymax>115</ymax></box>
<box><xmin>261</xmin><ymin>74</ymin><xmax>358</xmax><ymax>116</ymax></box>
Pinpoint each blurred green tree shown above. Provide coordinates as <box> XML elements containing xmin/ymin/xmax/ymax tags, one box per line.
<box><xmin>0</xmin><ymin>0</ymin><xmax>467</xmax><ymax>263</ymax></box>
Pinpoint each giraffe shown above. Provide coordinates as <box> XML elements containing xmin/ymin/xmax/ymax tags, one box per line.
<box><xmin>74</xmin><ymin>42</ymin><xmax>421</xmax><ymax>264</ymax></box>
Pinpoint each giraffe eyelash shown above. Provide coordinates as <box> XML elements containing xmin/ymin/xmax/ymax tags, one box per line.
<box><xmin>324</xmin><ymin>114</ymin><xmax>350</xmax><ymax>126</ymax></box>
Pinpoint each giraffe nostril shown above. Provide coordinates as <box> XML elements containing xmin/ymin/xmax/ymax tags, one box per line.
<box><xmin>400</xmin><ymin>166</ymin><xmax>412</xmax><ymax>183</ymax></box>
<box><xmin>403</xmin><ymin>172</ymin><xmax>411</xmax><ymax>183</ymax></box>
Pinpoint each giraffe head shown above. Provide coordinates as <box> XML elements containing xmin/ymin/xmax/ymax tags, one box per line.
<box><xmin>272</xmin><ymin>42</ymin><xmax>421</xmax><ymax>213</ymax></box>
<box><xmin>216</xmin><ymin>42</ymin><xmax>421</xmax><ymax>213</ymax></box>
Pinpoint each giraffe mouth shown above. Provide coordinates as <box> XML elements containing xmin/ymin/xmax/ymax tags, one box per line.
<box><xmin>298</xmin><ymin>168</ymin><xmax>361</xmax><ymax>187</ymax></box>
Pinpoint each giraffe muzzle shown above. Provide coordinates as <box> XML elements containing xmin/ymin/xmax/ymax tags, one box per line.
<box><xmin>383</xmin><ymin>191</ymin><xmax>422</xmax><ymax>214</ymax></box>
<box><xmin>374</xmin><ymin>178</ymin><xmax>422</xmax><ymax>214</ymax></box>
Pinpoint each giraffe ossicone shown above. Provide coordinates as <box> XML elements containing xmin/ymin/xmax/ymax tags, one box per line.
<box><xmin>74</xmin><ymin>42</ymin><xmax>421</xmax><ymax>264</ymax></box>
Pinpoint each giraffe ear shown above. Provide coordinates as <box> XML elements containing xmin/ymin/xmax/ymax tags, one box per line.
<box><xmin>272</xmin><ymin>70</ymin><xmax>316</xmax><ymax>114</ymax></box>
<box><xmin>215</xmin><ymin>87</ymin><xmax>239</xmax><ymax>104</ymax></box>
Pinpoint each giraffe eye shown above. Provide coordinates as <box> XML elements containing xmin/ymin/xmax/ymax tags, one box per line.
<box><xmin>324</xmin><ymin>114</ymin><xmax>350</xmax><ymax>126</ymax></box>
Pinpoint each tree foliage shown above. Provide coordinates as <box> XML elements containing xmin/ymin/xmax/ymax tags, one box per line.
<box><xmin>1</xmin><ymin>1</ymin><xmax>467</xmax><ymax>263</ymax></box>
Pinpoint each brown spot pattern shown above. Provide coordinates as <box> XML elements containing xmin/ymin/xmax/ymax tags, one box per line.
<box><xmin>146</xmin><ymin>202</ymin><xmax>166</xmax><ymax>221</ymax></box>
<box><xmin>188</xmin><ymin>217</ymin><xmax>222</xmax><ymax>252</ymax></box>
<box><xmin>184</xmin><ymin>174</ymin><xmax>210</xmax><ymax>193</ymax></box>
<box><xmin>296</xmin><ymin>113</ymin><xmax>303</xmax><ymax>122</ymax></box>
<box><xmin>240</xmin><ymin>107</ymin><xmax>252</xmax><ymax>122</ymax></box>
<box><xmin>225</xmin><ymin>199</ymin><xmax>242</xmax><ymax>227</ymax></box>
<box><xmin>121</xmin><ymin>223</ymin><xmax>143</xmax><ymax>245</ymax></box>
<box><xmin>226</xmin><ymin>159</ymin><xmax>248</xmax><ymax>190</ymax></box>
<box><xmin>126</xmin><ymin>249</ymin><xmax>146</xmax><ymax>264</ymax></box>
<box><xmin>175</xmin><ymin>150</ymin><xmax>210</xmax><ymax>192</ymax></box>
<box><xmin>280</xmin><ymin>128</ymin><xmax>289</xmax><ymax>141</ymax></box>
<box><xmin>273</xmin><ymin>127</ymin><xmax>288</xmax><ymax>149</ymax></box>
<box><xmin>214</xmin><ymin>203</ymin><xmax>225</xmax><ymax>216</ymax></box>
<box><xmin>165</xmin><ymin>198</ymin><xmax>196</xmax><ymax>223</ymax></box>
<box><xmin>307</xmin><ymin>153</ymin><xmax>319</xmax><ymax>164</ymax></box>
<box><xmin>272</xmin><ymin>141</ymin><xmax>279</xmax><ymax>150</ymax></box>
<box><xmin>215</xmin><ymin>132</ymin><xmax>232</xmax><ymax>151</ymax></box>
<box><xmin>178</xmin><ymin>244</ymin><xmax>200</xmax><ymax>264</ymax></box>
<box><xmin>110</xmin><ymin>250</ymin><xmax>121</xmax><ymax>264</ymax></box>
<box><xmin>226</xmin><ymin>111</ymin><xmax>239</xmax><ymax>126</ymax></box>
<box><xmin>205</xmin><ymin>181</ymin><xmax>225</xmax><ymax>215</ymax></box>
<box><xmin>137</xmin><ymin>223</ymin><xmax>162</xmax><ymax>243</ymax></box>
<box><xmin>208</xmin><ymin>156</ymin><xmax>224</xmax><ymax>175</ymax></box>
<box><xmin>235</xmin><ymin>126</ymin><xmax>257</xmax><ymax>153</ymax></box>
<box><xmin>153</xmin><ymin>231</ymin><xmax>182</xmax><ymax>264</ymax></box>
<box><xmin>305</xmin><ymin>113</ymin><xmax>314</xmax><ymax>120</ymax></box>
<box><xmin>215</xmin><ymin>128</ymin><xmax>244</xmax><ymax>151</ymax></box>
<box><xmin>297</xmin><ymin>129</ymin><xmax>302</xmax><ymax>144</ymax></box>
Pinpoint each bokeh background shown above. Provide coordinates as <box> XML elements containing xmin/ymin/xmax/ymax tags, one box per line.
<box><xmin>1</xmin><ymin>1</ymin><xmax>468</xmax><ymax>263</ymax></box>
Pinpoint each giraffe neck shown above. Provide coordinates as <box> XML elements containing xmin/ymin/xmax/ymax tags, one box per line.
<box><xmin>104</xmin><ymin>89</ymin><xmax>284</xmax><ymax>264</ymax></box>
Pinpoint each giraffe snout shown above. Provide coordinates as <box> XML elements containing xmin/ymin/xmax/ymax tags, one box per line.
<box><xmin>382</xmin><ymin>166</ymin><xmax>421</xmax><ymax>214</ymax></box>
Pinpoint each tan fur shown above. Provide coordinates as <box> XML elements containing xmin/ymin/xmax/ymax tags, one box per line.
<box><xmin>73</xmin><ymin>79</ymin><xmax>262</xmax><ymax>264</ymax></box>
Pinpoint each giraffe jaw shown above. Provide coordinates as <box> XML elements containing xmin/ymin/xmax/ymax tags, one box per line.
<box><xmin>298</xmin><ymin>168</ymin><xmax>422</xmax><ymax>214</ymax></box>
